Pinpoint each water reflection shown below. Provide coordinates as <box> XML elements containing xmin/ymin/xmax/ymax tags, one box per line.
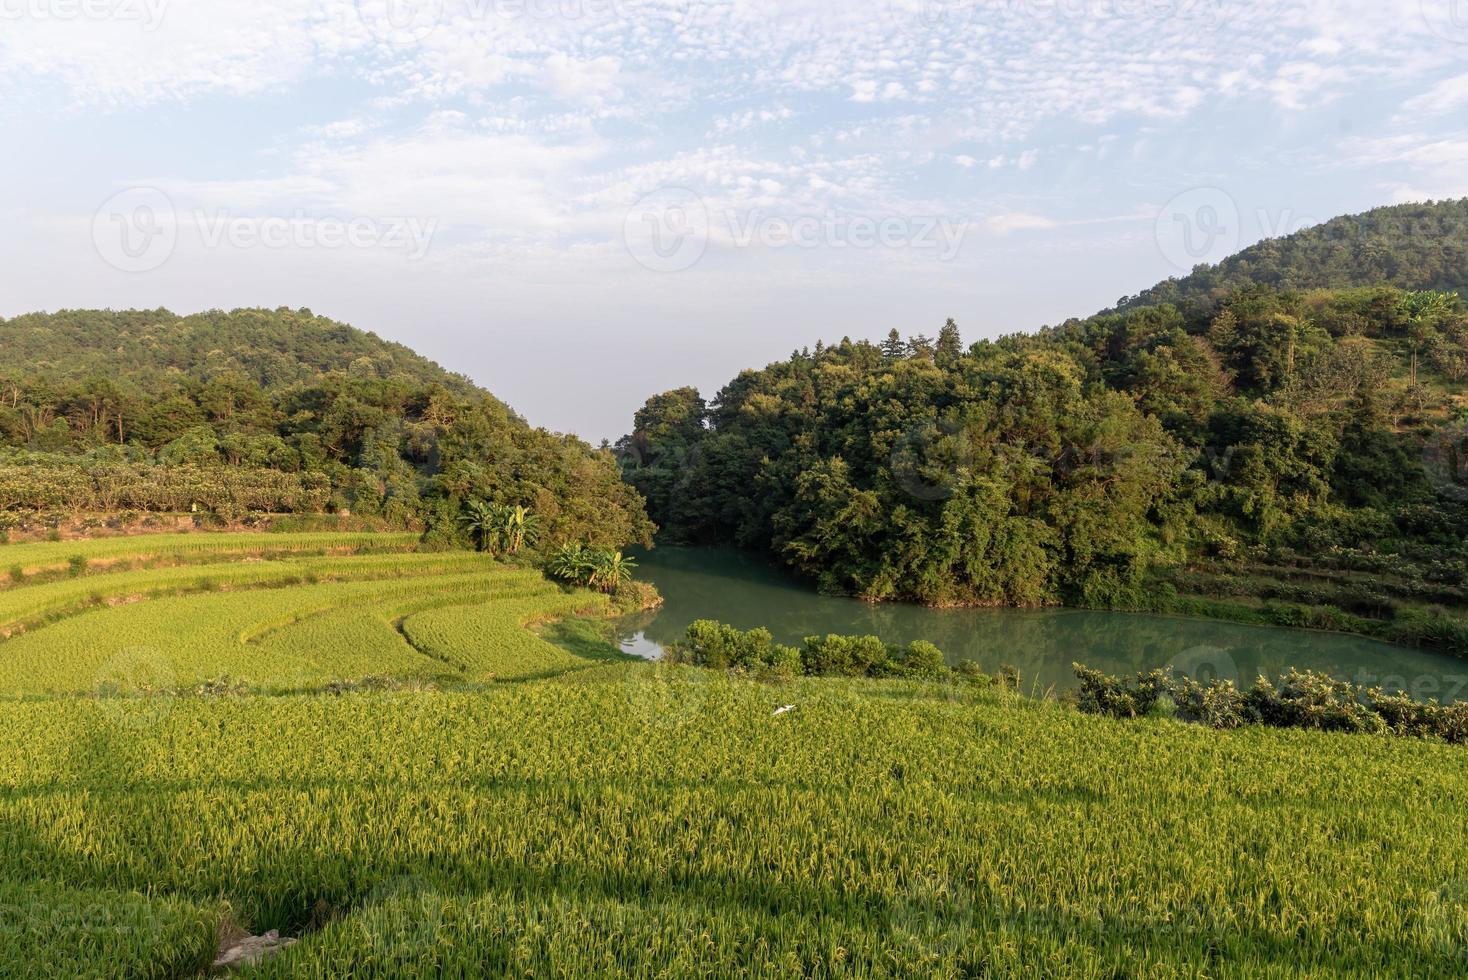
<box><xmin>618</xmin><ymin>547</ymin><xmax>1468</xmax><ymax>702</ymax></box>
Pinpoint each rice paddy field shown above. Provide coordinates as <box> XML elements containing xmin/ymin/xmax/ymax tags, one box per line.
<box><xmin>0</xmin><ymin>531</ymin><xmax>1465</xmax><ymax>977</ymax></box>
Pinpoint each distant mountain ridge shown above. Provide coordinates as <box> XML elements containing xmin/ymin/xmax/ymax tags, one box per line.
<box><xmin>1109</xmin><ymin>199</ymin><xmax>1468</xmax><ymax>317</ymax></box>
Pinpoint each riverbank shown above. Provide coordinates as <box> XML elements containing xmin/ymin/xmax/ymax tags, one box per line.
<box><xmin>612</xmin><ymin>547</ymin><xmax>1468</xmax><ymax>702</ymax></box>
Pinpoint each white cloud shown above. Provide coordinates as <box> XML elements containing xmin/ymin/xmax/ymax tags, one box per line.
<box><xmin>1401</xmin><ymin>73</ymin><xmax>1468</xmax><ymax>117</ymax></box>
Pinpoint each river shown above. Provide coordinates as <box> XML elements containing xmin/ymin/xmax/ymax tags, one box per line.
<box><xmin>613</xmin><ymin>547</ymin><xmax>1468</xmax><ymax>702</ymax></box>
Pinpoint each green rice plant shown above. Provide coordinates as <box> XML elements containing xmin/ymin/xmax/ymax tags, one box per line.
<box><xmin>0</xmin><ymin>567</ymin><xmax>579</xmax><ymax>694</ymax></box>
<box><xmin>0</xmin><ymin>677</ymin><xmax>1463</xmax><ymax>976</ymax></box>
<box><xmin>0</xmin><ymin>533</ymin><xmax>1462</xmax><ymax>976</ymax></box>
<box><xmin>0</xmin><ymin>551</ymin><xmax>507</xmax><ymax>638</ymax></box>
<box><xmin>0</xmin><ymin>531</ymin><xmax>421</xmax><ymax>582</ymax></box>
<box><xmin>0</xmin><ymin>881</ymin><xmax>219</xmax><ymax>979</ymax></box>
<box><xmin>399</xmin><ymin>591</ymin><xmax>612</xmax><ymax>681</ymax></box>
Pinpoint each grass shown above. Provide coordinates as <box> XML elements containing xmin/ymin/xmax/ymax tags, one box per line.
<box><xmin>0</xmin><ymin>531</ymin><xmax>1463</xmax><ymax>976</ymax></box>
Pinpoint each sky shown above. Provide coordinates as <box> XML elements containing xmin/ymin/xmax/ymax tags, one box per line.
<box><xmin>2</xmin><ymin>1</ymin><xmax>1468</xmax><ymax>442</ymax></box>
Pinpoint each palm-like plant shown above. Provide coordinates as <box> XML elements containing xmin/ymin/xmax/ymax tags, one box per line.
<box><xmin>1402</xmin><ymin>290</ymin><xmax>1459</xmax><ymax>386</ymax></box>
<box><xmin>458</xmin><ymin>499</ymin><xmax>499</xmax><ymax>553</ymax></box>
<box><xmin>547</xmin><ymin>543</ymin><xmax>596</xmax><ymax>584</ymax></box>
<box><xmin>502</xmin><ymin>504</ymin><xmax>543</xmax><ymax>555</ymax></box>
<box><xmin>459</xmin><ymin>501</ymin><xmax>543</xmax><ymax>556</ymax></box>
<box><xmin>590</xmin><ymin>551</ymin><xmax>638</xmax><ymax>593</ymax></box>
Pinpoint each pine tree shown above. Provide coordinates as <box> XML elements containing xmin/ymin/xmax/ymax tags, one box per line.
<box><xmin>880</xmin><ymin>329</ymin><xmax>905</xmax><ymax>359</ymax></box>
<box><xmin>936</xmin><ymin>319</ymin><xmax>962</xmax><ymax>363</ymax></box>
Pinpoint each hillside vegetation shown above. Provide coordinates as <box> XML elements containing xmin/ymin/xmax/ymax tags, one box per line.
<box><xmin>0</xmin><ymin>307</ymin><xmax>652</xmax><ymax>550</ymax></box>
<box><xmin>621</xmin><ymin>203</ymin><xmax>1468</xmax><ymax>653</ymax></box>
<box><xmin>1112</xmin><ymin>198</ymin><xmax>1468</xmax><ymax>314</ymax></box>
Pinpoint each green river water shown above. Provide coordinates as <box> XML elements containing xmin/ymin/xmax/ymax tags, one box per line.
<box><xmin>614</xmin><ymin>547</ymin><xmax>1468</xmax><ymax>701</ymax></box>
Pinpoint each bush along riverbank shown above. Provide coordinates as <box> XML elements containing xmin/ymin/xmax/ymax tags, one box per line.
<box><xmin>668</xmin><ymin>621</ymin><xmax>1468</xmax><ymax>746</ymax></box>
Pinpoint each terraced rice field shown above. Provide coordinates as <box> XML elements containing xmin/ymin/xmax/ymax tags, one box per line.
<box><xmin>0</xmin><ymin>532</ymin><xmax>609</xmax><ymax>695</ymax></box>
<box><xmin>0</xmin><ymin>532</ymin><xmax>1464</xmax><ymax>977</ymax></box>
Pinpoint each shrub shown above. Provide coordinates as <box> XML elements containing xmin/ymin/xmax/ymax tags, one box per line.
<box><xmin>891</xmin><ymin>640</ymin><xmax>947</xmax><ymax>680</ymax></box>
<box><xmin>1244</xmin><ymin>670</ymin><xmax>1384</xmax><ymax>734</ymax></box>
<box><xmin>674</xmin><ymin>622</ymin><xmax>954</xmax><ymax>682</ymax></box>
<box><xmin>1173</xmin><ymin>678</ymin><xmax>1247</xmax><ymax>730</ymax></box>
<box><xmin>953</xmin><ymin>660</ymin><xmax>992</xmax><ymax>687</ymax></box>
<box><xmin>1073</xmin><ymin>665</ymin><xmax>1171</xmax><ymax>719</ymax></box>
<box><xmin>800</xmin><ymin>634</ymin><xmax>888</xmax><ymax>677</ymax></box>
<box><xmin>1075</xmin><ymin>663</ymin><xmax>1466</xmax><ymax>744</ymax></box>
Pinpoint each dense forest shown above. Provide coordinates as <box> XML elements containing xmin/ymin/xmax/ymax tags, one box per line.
<box><xmin>0</xmin><ymin>308</ymin><xmax>652</xmax><ymax>549</ymax></box>
<box><xmin>1114</xmin><ymin>200</ymin><xmax>1468</xmax><ymax>314</ymax></box>
<box><xmin>620</xmin><ymin>202</ymin><xmax>1468</xmax><ymax>650</ymax></box>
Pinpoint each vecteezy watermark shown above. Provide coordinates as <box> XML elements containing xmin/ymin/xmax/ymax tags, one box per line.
<box><xmin>624</xmin><ymin>187</ymin><xmax>710</xmax><ymax>273</ymax></box>
<box><xmin>0</xmin><ymin>0</ymin><xmax>169</xmax><ymax>29</ymax></box>
<box><xmin>1422</xmin><ymin>0</ymin><xmax>1468</xmax><ymax>49</ymax></box>
<box><xmin>1348</xmin><ymin>668</ymin><xmax>1468</xmax><ymax>704</ymax></box>
<box><xmin>1420</xmin><ymin>877</ymin><xmax>1468</xmax><ymax>956</ymax></box>
<box><xmin>92</xmin><ymin>188</ymin><xmax>439</xmax><ymax>271</ymax></box>
<box><xmin>359</xmin><ymin>875</ymin><xmax>447</xmax><ymax>962</ymax></box>
<box><xmin>195</xmin><ymin>211</ymin><xmax>438</xmax><ymax>261</ymax></box>
<box><xmin>356</xmin><ymin>0</ymin><xmax>632</xmax><ymax>45</ymax></box>
<box><xmin>1422</xmin><ymin>419</ymin><xmax>1468</xmax><ymax>502</ymax></box>
<box><xmin>624</xmin><ymin>660</ymin><xmax>716</xmax><ymax>728</ymax></box>
<box><xmin>726</xmin><ymin>211</ymin><xmax>968</xmax><ymax>259</ymax></box>
<box><xmin>887</xmin><ymin>0</ymin><xmax>974</xmax><ymax>42</ymax></box>
<box><xmin>481</xmin><ymin>0</ymin><xmax>627</xmax><ymax>19</ymax></box>
<box><xmin>1166</xmin><ymin>644</ymin><xmax>1240</xmax><ymax>686</ymax></box>
<box><xmin>1008</xmin><ymin>0</ymin><xmax>1227</xmax><ymax>29</ymax></box>
<box><xmin>1155</xmin><ymin>187</ymin><xmax>1241</xmax><ymax>272</ymax></box>
<box><xmin>356</xmin><ymin>0</ymin><xmax>443</xmax><ymax>45</ymax></box>
<box><xmin>890</xmin><ymin>419</ymin><xmax>973</xmax><ymax>502</ymax></box>
<box><xmin>624</xmin><ymin>188</ymin><xmax>969</xmax><ymax>273</ymax></box>
<box><xmin>94</xmin><ymin>646</ymin><xmax>176</xmax><ymax>731</ymax></box>
<box><xmin>92</xmin><ymin>187</ymin><xmax>178</xmax><ymax>273</ymax></box>
<box><xmin>888</xmin><ymin>872</ymin><xmax>977</xmax><ymax>969</ymax></box>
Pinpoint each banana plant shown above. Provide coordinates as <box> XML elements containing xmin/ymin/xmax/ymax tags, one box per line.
<box><xmin>590</xmin><ymin>551</ymin><xmax>638</xmax><ymax>593</ymax></box>
<box><xmin>458</xmin><ymin>499</ymin><xmax>500</xmax><ymax>553</ymax></box>
<box><xmin>501</xmin><ymin>504</ymin><xmax>542</xmax><ymax>555</ymax></box>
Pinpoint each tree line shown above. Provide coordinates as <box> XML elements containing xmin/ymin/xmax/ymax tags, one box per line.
<box><xmin>620</xmin><ymin>284</ymin><xmax>1468</xmax><ymax>609</ymax></box>
<box><xmin>0</xmin><ymin>308</ymin><xmax>653</xmax><ymax>551</ymax></box>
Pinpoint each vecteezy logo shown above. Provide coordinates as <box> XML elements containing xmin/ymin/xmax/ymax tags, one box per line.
<box><xmin>888</xmin><ymin>0</ymin><xmax>970</xmax><ymax>42</ymax></box>
<box><xmin>360</xmin><ymin>875</ymin><xmax>446</xmax><ymax>961</ymax></box>
<box><xmin>356</xmin><ymin>0</ymin><xmax>443</xmax><ymax>45</ymax></box>
<box><xmin>624</xmin><ymin>187</ymin><xmax>710</xmax><ymax>273</ymax></box>
<box><xmin>92</xmin><ymin>187</ymin><xmax>177</xmax><ymax>273</ymax></box>
<box><xmin>1155</xmin><ymin>187</ymin><xmax>1241</xmax><ymax>272</ymax></box>
<box><xmin>1167</xmin><ymin>645</ymin><xmax>1240</xmax><ymax>686</ymax></box>
<box><xmin>1422</xmin><ymin>420</ymin><xmax>1468</xmax><ymax>501</ymax></box>
<box><xmin>1422</xmin><ymin>0</ymin><xmax>1468</xmax><ymax>48</ymax></box>
<box><xmin>890</xmin><ymin>418</ymin><xmax>973</xmax><ymax>502</ymax></box>
<box><xmin>1420</xmin><ymin>877</ymin><xmax>1468</xmax><ymax>955</ymax></box>
<box><xmin>94</xmin><ymin>646</ymin><xmax>177</xmax><ymax>730</ymax></box>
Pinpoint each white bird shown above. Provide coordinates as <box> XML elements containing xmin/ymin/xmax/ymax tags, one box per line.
<box><xmin>773</xmin><ymin>704</ymin><xmax>796</xmax><ymax>716</ymax></box>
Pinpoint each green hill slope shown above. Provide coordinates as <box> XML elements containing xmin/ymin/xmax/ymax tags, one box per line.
<box><xmin>1113</xmin><ymin>199</ymin><xmax>1468</xmax><ymax>316</ymax></box>
<box><xmin>0</xmin><ymin>308</ymin><xmax>652</xmax><ymax>550</ymax></box>
<box><xmin>620</xmin><ymin>204</ymin><xmax>1468</xmax><ymax>648</ymax></box>
<box><xmin>0</xmin><ymin>307</ymin><xmax>479</xmax><ymax>396</ymax></box>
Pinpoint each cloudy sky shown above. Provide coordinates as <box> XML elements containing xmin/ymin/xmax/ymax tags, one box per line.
<box><xmin>2</xmin><ymin>0</ymin><xmax>1467</xmax><ymax>440</ymax></box>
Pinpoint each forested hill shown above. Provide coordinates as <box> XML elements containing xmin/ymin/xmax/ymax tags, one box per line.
<box><xmin>0</xmin><ymin>308</ymin><xmax>653</xmax><ymax>550</ymax></box>
<box><xmin>1</xmin><ymin>308</ymin><xmax>480</xmax><ymax>398</ymax></box>
<box><xmin>1112</xmin><ymin>199</ymin><xmax>1468</xmax><ymax>316</ymax></box>
<box><xmin>620</xmin><ymin>203</ymin><xmax>1468</xmax><ymax>650</ymax></box>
